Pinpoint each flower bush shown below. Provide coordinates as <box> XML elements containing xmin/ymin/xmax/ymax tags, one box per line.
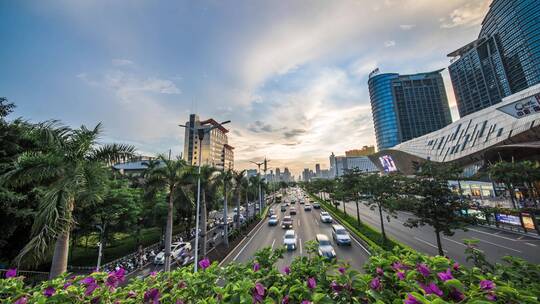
<box><xmin>1</xmin><ymin>245</ymin><xmax>538</xmax><ymax>303</ymax></box>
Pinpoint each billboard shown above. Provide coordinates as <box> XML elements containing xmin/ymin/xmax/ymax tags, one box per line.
<box><xmin>522</xmin><ymin>213</ymin><xmax>535</xmax><ymax>230</ymax></box>
<box><xmin>379</xmin><ymin>155</ymin><xmax>397</xmax><ymax>173</ymax></box>
<box><xmin>495</xmin><ymin>214</ymin><xmax>521</xmax><ymax>226</ymax></box>
<box><xmin>497</xmin><ymin>93</ymin><xmax>540</xmax><ymax>118</ymax></box>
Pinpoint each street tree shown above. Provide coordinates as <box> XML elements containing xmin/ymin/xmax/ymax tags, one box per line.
<box><xmin>144</xmin><ymin>155</ymin><xmax>190</xmax><ymax>272</ymax></box>
<box><xmin>488</xmin><ymin>160</ymin><xmax>523</xmax><ymax>209</ymax></box>
<box><xmin>232</xmin><ymin>170</ymin><xmax>246</xmax><ymax>229</ymax></box>
<box><xmin>404</xmin><ymin>161</ymin><xmax>473</xmax><ymax>256</ymax></box>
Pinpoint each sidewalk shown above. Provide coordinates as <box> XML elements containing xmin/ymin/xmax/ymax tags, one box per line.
<box><xmin>478</xmin><ymin>224</ymin><xmax>540</xmax><ymax>240</ymax></box>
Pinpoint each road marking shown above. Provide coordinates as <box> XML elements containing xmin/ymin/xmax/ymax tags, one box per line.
<box><xmin>525</xmin><ymin>242</ymin><xmax>537</xmax><ymax>247</ymax></box>
<box><xmin>493</xmin><ymin>231</ymin><xmax>501</xmax><ymax>235</ymax></box>
<box><xmin>299</xmin><ymin>238</ymin><xmax>303</xmax><ymax>255</ymax></box>
<box><xmin>271</xmin><ymin>239</ymin><xmax>276</xmax><ymax>250</ymax></box>
<box><xmin>442</xmin><ymin>237</ymin><xmax>466</xmax><ymax>247</ymax></box>
<box><xmin>473</xmin><ymin>238</ymin><xmax>522</xmax><ymax>253</ymax></box>
<box><xmin>468</xmin><ymin>228</ymin><xmax>517</xmax><ymax>241</ymax></box>
<box><xmin>232</xmin><ymin>219</ymin><xmax>267</xmax><ymax>261</ymax></box>
<box><xmin>351</xmin><ymin>236</ymin><xmax>371</xmax><ymax>255</ymax></box>
<box><xmin>517</xmin><ymin>236</ymin><xmax>524</xmax><ymax>240</ymax></box>
<box><xmin>298</xmin><ymin>219</ymin><xmax>301</xmax><ymax>227</ymax></box>
<box><xmin>414</xmin><ymin>237</ymin><xmax>447</xmax><ymax>253</ymax></box>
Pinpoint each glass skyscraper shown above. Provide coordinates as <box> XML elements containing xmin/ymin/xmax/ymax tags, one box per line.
<box><xmin>368</xmin><ymin>70</ymin><xmax>453</xmax><ymax>150</ymax></box>
<box><xmin>448</xmin><ymin>0</ymin><xmax>540</xmax><ymax>118</ymax></box>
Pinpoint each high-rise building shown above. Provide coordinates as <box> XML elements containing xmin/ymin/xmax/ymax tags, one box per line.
<box><xmin>329</xmin><ymin>152</ymin><xmax>336</xmax><ymax>177</ymax></box>
<box><xmin>246</xmin><ymin>169</ymin><xmax>258</xmax><ymax>178</ymax></box>
<box><xmin>275</xmin><ymin>168</ymin><xmax>281</xmax><ymax>181</ymax></box>
<box><xmin>315</xmin><ymin>164</ymin><xmax>321</xmax><ymax>177</ymax></box>
<box><xmin>345</xmin><ymin>146</ymin><xmax>375</xmax><ymax>157</ymax></box>
<box><xmin>368</xmin><ymin>69</ymin><xmax>452</xmax><ymax>150</ymax></box>
<box><xmin>448</xmin><ymin>0</ymin><xmax>540</xmax><ymax>118</ymax></box>
<box><xmin>182</xmin><ymin>114</ymin><xmax>234</xmax><ymax>169</ymax></box>
<box><xmin>283</xmin><ymin>167</ymin><xmax>291</xmax><ymax>182</ymax></box>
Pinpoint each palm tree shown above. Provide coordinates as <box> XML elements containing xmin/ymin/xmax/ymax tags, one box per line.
<box><xmin>249</xmin><ymin>175</ymin><xmax>263</xmax><ymax>214</ymax></box>
<box><xmin>218</xmin><ymin>168</ymin><xmax>234</xmax><ymax>247</ymax></box>
<box><xmin>198</xmin><ymin>165</ymin><xmax>219</xmax><ymax>257</ymax></box>
<box><xmin>232</xmin><ymin>170</ymin><xmax>246</xmax><ymax>229</ymax></box>
<box><xmin>488</xmin><ymin>161</ymin><xmax>523</xmax><ymax>209</ymax></box>
<box><xmin>2</xmin><ymin>122</ymin><xmax>135</xmax><ymax>278</ymax></box>
<box><xmin>242</xmin><ymin>174</ymin><xmax>250</xmax><ymax>219</ymax></box>
<box><xmin>144</xmin><ymin>155</ymin><xmax>190</xmax><ymax>272</ymax></box>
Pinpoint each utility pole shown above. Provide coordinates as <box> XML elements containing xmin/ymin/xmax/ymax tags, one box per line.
<box><xmin>250</xmin><ymin>160</ymin><xmax>264</xmax><ymax>215</ymax></box>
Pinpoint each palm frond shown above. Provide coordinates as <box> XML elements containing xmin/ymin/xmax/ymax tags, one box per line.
<box><xmin>90</xmin><ymin>143</ymin><xmax>136</xmax><ymax>165</ymax></box>
<box><xmin>1</xmin><ymin>152</ymin><xmax>64</xmax><ymax>188</ymax></box>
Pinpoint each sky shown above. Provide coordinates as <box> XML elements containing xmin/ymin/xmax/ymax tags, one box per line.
<box><xmin>0</xmin><ymin>0</ymin><xmax>491</xmax><ymax>177</ymax></box>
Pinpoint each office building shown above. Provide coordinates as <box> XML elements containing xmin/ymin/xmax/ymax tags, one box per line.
<box><xmin>368</xmin><ymin>69</ymin><xmax>452</xmax><ymax>150</ymax></box>
<box><xmin>370</xmin><ymin>84</ymin><xmax>540</xmax><ymax>176</ymax></box>
<box><xmin>315</xmin><ymin>164</ymin><xmax>321</xmax><ymax>177</ymax></box>
<box><xmin>182</xmin><ymin>114</ymin><xmax>234</xmax><ymax>169</ymax></box>
<box><xmin>246</xmin><ymin>169</ymin><xmax>258</xmax><ymax>178</ymax></box>
<box><xmin>345</xmin><ymin>146</ymin><xmax>375</xmax><ymax>157</ymax></box>
<box><xmin>329</xmin><ymin>153</ymin><xmax>379</xmax><ymax>177</ymax></box>
<box><xmin>448</xmin><ymin>0</ymin><xmax>540</xmax><ymax>117</ymax></box>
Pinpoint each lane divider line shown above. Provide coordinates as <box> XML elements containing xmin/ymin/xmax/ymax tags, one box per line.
<box><xmin>473</xmin><ymin>238</ymin><xmax>522</xmax><ymax>253</ymax></box>
<box><xmin>271</xmin><ymin>239</ymin><xmax>276</xmax><ymax>250</ymax></box>
<box><xmin>414</xmin><ymin>237</ymin><xmax>447</xmax><ymax>253</ymax></box>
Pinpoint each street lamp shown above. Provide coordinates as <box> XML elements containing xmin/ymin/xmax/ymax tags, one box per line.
<box><xmin>179</xmin><ymin>119</ymin><xmax>230</xmax><ymax>272</ymax></box>
<box><xmin>95</xmin><ymin>224</ymin><xmax>105</xmax><ymax>271</ymax></box>
<box><xmin>250</xmin><ymin>160</ymin><xmax>264</xmax><ymax>215</ymax></box>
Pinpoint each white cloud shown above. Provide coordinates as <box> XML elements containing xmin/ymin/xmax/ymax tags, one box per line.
<box><xmin>440</xmin><ymin>0</ymin><xmax>490</xmax><ymax>28</ymax></box>
<box><xmin>399</xmin><ymin>24</ymin><xmax>416</xmax><ymax>30</ymax></box>
<box><xmin>384</xmin><ymin>40</ymin><xmax>396</xmax><ymax>48</ymax></box>
<box><xmin>112</xmin><ymin>58</ymin><xmax>134</xmax><ymax>66</ymax></box>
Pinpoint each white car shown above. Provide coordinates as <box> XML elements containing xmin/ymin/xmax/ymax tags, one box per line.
<box><xmin>268</xmin><ymin>214</ymin><xmax>279</xmax><ymax>226</ymax></box>
<box><xmin>283</xmin><ymin>230</ymin><xmax>297</xmax><ymax>250</ymax></box>
<box><xmin>332</xmin><ymin>225</ymin><xmax>351</xmax><ymax>246</ymax></box>
<box><xmin>317</xmin><ymin>234</ymin><xmax>336</xmax><ymax>259</ymax></box>
<box><xmin>153</xmin><ymin>242</ymin><xmax>192</xmax><ymax>265</ymax></box>
<box><xmin>320</xmin><ymin>211</ymin><xmax>333</xmax><ymax>223</ymax></box>
<box><xmin>304</xmin><ymin>204</ymin><xmax>312</xmax><ymax>211</ymax></box>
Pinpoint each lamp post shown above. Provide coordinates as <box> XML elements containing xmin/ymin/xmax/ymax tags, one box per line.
<box><xmin>250</xmin><ymin>161</ymin><xmax>264</xmax><ymax>215</ymax></box>
<box><xmin>95</xmin><ymin>224</ymin><xmax>105</xmax><ymax>271</ymax></box>
<box><xmin>179</xmin><ymin>119</ymin><xmax>230</xmax><ymax>272</ymax></box>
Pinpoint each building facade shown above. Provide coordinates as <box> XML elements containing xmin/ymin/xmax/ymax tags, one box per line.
<box><xmin>182</xmin><ymin>114</ymin><xmax>234</xmax><ymax>169</ymax></box>
<box><xmin>370</xmin><ymin>84</ymin><xmax>540</xmax><ymax>176</ymax></box>
<box><xmin>330</xmin><ymin>154</ymin><xmax>379</xmax><ymax>177</ymax></box>
<box><xmin>368</xmin><ymin>69</ymin><xmax>452</xmax><ymax>150</ymax></box>
<box><xmin>448</xmin><ymin>0</ymin><xmax>540</xmax><ymax>118</ymax></box>
<box><xmin>345</xmin><ymin>145</ymin><xmax>375</xmax><ymax>157</ymax></box>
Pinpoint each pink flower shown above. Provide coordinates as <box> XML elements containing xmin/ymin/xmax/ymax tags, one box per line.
<box><xmin>252</xmin><ymin>282</ymin><xmax>265</xmax><ymax>303</ymax></box>
<box><xmin>281</xmin><ymin>295</ymin><xmax>290</xmax><ymax>304</ymax></box>
<box><xmin>80</xmin><ymin>276</ymin><xmax>96</xmax><ymax>285</ymax></box>
<box><xmin>13</xmin><ymin>297</ymin><xmax>28</xmax><ymax>304</ymax></box>
<box><xmin>338</xmin><ymin>267</ymin><xmax>346</xmax><ymax>274</ymax></box>
<box><xmin>486</xmin><ymin>292</ymin><xmax>497</xmax><ymax>301</ymax></box>
<box><xmin>178</xmin><ymin>281</ymin><xmax>186</xmax><ymax>288</ymax></box>
<box><xmin>392</xmin><ymin>262</ymin><xmax>405</xmax><ymax>271</ymax></box>
<box><xmin>144</xmin><ymin>288</ymin><xmax>160</xmax><ymax>304</ymax></box>
<box><xmin>376</xmin><ymin>267</ymin><xmax>384</xmax><ymax>276</ymax></box>
<box><xmin>127</xmin><ymin>291</ymin><xmax>137</xmax><ymax>298</ymax></box>
<box><xmin>330</xmin><ymin>281</ymin><xmax>343</xmax><ymax>292</ymax></box>
<box><xmin>84</xmin><ymin>283</ymin><xmax>99</xmax><ymax>296</ymax></box>
<box><xmin>283</xmin><ymin>266</ymin><xmax>290</xmax><ymax>275</ymax></box>
<box><xmin>416</xmin><ymin>263</ymin><xmax>431</xmax><ymax>277</ymax></box>
<box><xmin>437</xmin><ymin>269</ymin><xmax>453</xmax><ymax>282</ymax></box>
<box><xmin>452</xmin><ymin>262</ymin><xmax>460</xmax><ymax>271</ymax></box>
<box><xmin>176</xmin><ymin>300</ymin><xmax>185</xmax><ymax>304</ymax></box>
<box><xmin>397</xmin><ymin>271</ymin><xmax>405</xmax><ymax>280</ymax></box>
<box><xmin>253</xmin><ymin>262</ymin><xmax>260</xmax><ymax>272</ymax></box>
<box><xmin>149</xmin><ymin>271</ymin><xmax>157</xmax><ymax>277</ymax></box>
<box><xmin>449</xmin><ymin>288</ymin><xmax>465</xmax><ymax>301</ymax></box>
<box><xmin>404</xmin><ymin>293</ymin><xmax>421</xmax><ymax>304</ymax></box>
<box><xmin>419</xmin><ymin>282</ymin><xmax>443</xmax><ymax>296</ymax></box>
<box><xmin>63</xmin><ymin>282</ymin><xmax>72</xmax><ymax>289</ymax></box>
<box><xmin>480</xmin><ymin>280</ymin><xmax>495</xmax><ymax>291</ymax></box>
<box><xmin>198</xmin><ymin>258</ymin><xmax>211</xmax><ymax>270</ymax></box>
<box><xmin>301</xmin><ymin>301</ymin><xmax>311</xmax><ymax>304</ymax></box>
<box><xmin>307</xmin><ymin>277</ymin><xmax>316</xmax><ymax>290</ymax></box>
<box><xmin>5</xmin><ymin>268</ymin><xmax>17</xmax><ymax>278</ymax></box>
<box><xmin>43</xmin><ymin>286</ymin><xmax>56</xmax><ymax>297</ymax></box>
<box><xmin>369</xmin><ymin>277</ymin><xmax>381</xmax><ymax>290</ymax></box>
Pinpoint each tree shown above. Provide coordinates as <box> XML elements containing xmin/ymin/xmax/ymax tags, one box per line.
<box><xmin>488</xmin><ymin>161</ymin><xmax>523</xmax><ymax>209</ymax></box>
<box><xmin>218</xmin><ymin>168</ymin><xmax>234</xmax><ymax>247</ymax></box>
<box><xmin>198</xmin><ymin>165</ymin><xmax>219</xmax><ymax>257</ymax></box>
<box><xmin>144</xmin><ymin>155</ymin><xmax>190</xmax><ymax>272</ymax></box>
<box><xmin>232</xmin><ymin>170</ymin><xmax>246</xmax><ymax>229</ymax></box>
<box><xmin>341</xmin><ymin>169</ymin><xmax>364</xmax><ymax>223</ymax></box>
<box><xmin>360</xmin><ymin>173</ymin><xmax>400</xmax><ymax>243</ymax></box>
<box><xmin>1</xmin><ymin>123</ymin><xmax>135</xmax><ymax>278</ymax></box>
<box><xmin>404</xmin><ymin>161</ymin><xmax>474</xmax><ymax>255</ymax></box>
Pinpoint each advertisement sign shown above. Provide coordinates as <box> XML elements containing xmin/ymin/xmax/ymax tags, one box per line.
<box><xmin>495</xmin><ymin>214</ymin><xmax>521</xmax><ymax>226</ymax></box>
<box><xmin>379</xmin><ymin>155</ymin><xmax>397</xmax><ymax>173</ymax></box>
<box><xmin>521</xmin><ymin>213</ymin><xmax>535</xmax><ymax>230</ymax></box>
<box><xmin>497</xmin><ymin>93</ymin><xmax>540</xmax><ymax>118</ymax></box>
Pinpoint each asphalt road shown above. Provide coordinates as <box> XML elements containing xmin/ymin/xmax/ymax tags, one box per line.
<box><xmin>221</xmin><ymin>191</ymin><xmax>371</xmax><ymax>271</ymax></box>
<box><xmin>337</xmin><ymin>198</ymin><xmax>540</xmax><ymax>265</ymax></box>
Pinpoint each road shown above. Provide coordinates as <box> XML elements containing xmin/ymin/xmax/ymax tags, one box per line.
<box><xmin>221</xmin><ymin>189</ymin><xmax>371</xmax><ymax>271</ymax></box>
<box><xmin>338</xmin><ymin>198</ymin><xmax>540</xmax><ymax>265</ymax></box>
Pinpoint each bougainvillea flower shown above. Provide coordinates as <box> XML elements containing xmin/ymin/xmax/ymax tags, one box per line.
<box><xmin>43</xmin><ymin>286</ymin><xmax>56</xmax><ymax>297</ymax></box>
<box><xmin>144</xmin><ymin>288</ymin><xmax>161</xmax><ymax>304</ymax></box>
<box><xmin>199</xmin><ymin>258</ymin><xmax>211</xmax><ymax>270</ymax></box>
<box><xmin>486</xmin><ymin>292</ymin><xmax>497</xmax><ymax>301</ymax></box>
<box><xmin>63</xmin><ymin>282</ymin><xmax>72</xmax><ymax>289</ymax></box>
<box><xmin>416</xmin><ymin>263</ymin><xmax>431</xmax><ymax>277</ymax></box>
<box><xmin>80</xmin><ymin>277</ymin><xmax>96</xmax><ymax>286</ymax></box>
<box><xmin>449</xmin><ymin>288</ymin><xmax>465</xmax><ymax>301</ymax></box>
<box><xmin>178</xmin><ymin>281</ymin><xmax>186</xmax><ymax>289</ymax></box>
<box><xmin>452</xmin><ymin>262</ymin><xmax>460</xmax><ymax>271</ymax></box>
<box><xmin>253</xmin><ymin>262</ymin><xmax>260</xmax><ymax>272</ymax></box>
<box><xmin>307</xmin><ymin>277</ymin><xmax>316</xmax><ymax>289</ymax></box>
<box><xmin>5</xmin><ymin>268</ymin><xmax>17</xmax><ymax>278</ymax></box>
<box><xmin>376</xmin><ymin>267</ymin><xmax>383</xmax><ymax>276</ymax></box>
<box><xmin>480</xmin><ymin>280</ymin><xmax>495</xmax><ymax>291</ymax></box>
<box><xmin>437</xmin><ymin>269</ymin><xmax>453</xmax><ymax>282</ymax></box>
<box><xmin>13</xmin><ymin>297</ymin><xmax>28</xmax><ymax>304</ymax></box>
<box><xmin>283</xmin><ymin>266</ymin><xmax>290</xmax><ymax>275</ymax></box>
<box><xmin>281</xmin><ymin>295</ymin><xmax>290</xmax><ymax>304</ymax></box>
<box><xmin>330</xmin><ymin>281</ymin><xmax>343</xmax><ymax>292</ymax></box>
<box><xmin>338</xmin><ymin>267</ymin><xmax>346</xmax><ymax>274</ymax></box>
<box><xmin>301</xmin><ymin>301</ymin><xmax>311</xmax><ymax>304</ymax></box>
<box><xmin>404</xmin><ymin>293</ymin><xmax>421</xmax><ymax>304</ymax></box>
<box><xmin>252</xmin><ymin>282</ymin><xmax>265</xmax><ymax>303</ymax></box>
<box><xmin>370</xmin><ymin>277</ymin><xmax>381</xmax><ymax>290</ymax></box>
<box><xmin>127</xmin><ymin>291</ymin><xmax>137</xmax><ymax>298</ymax></box>
<box><xmin>397</xmin><ymin>271</ymin><xmax>405</xmax><ymax>280</ymax></box>
<box><xmin>84</xmin><ymin>283</ymin><xmax>99</xmax><ymax>296</ymax></box>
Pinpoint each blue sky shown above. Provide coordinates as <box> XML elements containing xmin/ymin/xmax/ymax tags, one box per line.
<box><xmin>0</xmin><ymin>0</ymin><xmax>491</xmax><ymax>176</ymax></box>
